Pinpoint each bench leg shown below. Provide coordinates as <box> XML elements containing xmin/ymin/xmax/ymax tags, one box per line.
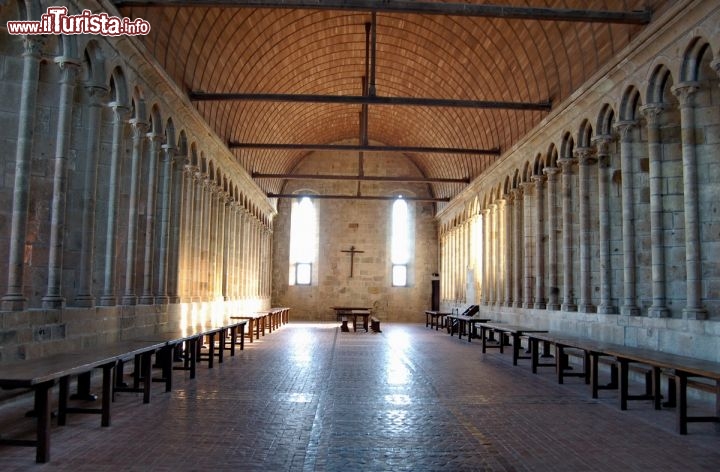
<box><xmin>35</xmin><ymin>382</ymin><xmax>53</xmax><ymax>463</ymax></box>
<box><xmin>677</xmin><ymin>372</ymin><xmax>688</xmax><ymax>434</ymax></box>
<box><xmin>619</xmin><ymin>358</ymin><xmax>629</xmax><ymax>411</ymax></box>
<box><xmin>101</xmin><ymin>363</ymin><xmax>113</xmax><ymax>427</ymax></box>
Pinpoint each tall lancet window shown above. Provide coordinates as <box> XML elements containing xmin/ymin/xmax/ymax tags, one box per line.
<box><xmin>391</xmin><ymin>196</ymin><xmax>410</xmax><ymax>286</ymax></box>
<box><xmin>289</xmin><ymin>196</ymin><xmax>317</xmax><ymax>285</ymax></box>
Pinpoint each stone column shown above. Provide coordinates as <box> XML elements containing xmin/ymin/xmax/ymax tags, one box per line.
<box><xmin>481</xmin><ymin>209</ymin><xmax>490</xmax><ymax>305</ymax></box>
<box><xmin>614</xmin><ymin>120</ymin><xmax>641</xmax><ymax>316</ymax></box>
<box><xmin>209</xmin><ymin>184</ymin><xmax>221</xmax><ymax>300</ymax></box>
<box><xmin>641</xmin><ymin>104</ymin><xmax>670</xmax><ymax>318</ymax></box>
<box><xmin>191</xmin><ymin>170</ymin><xmax>205</xmax><ymax>301</ymax></box>
<box><xmin>575</xmin><ymin>147</ymin><xmax>596</xmax><ymax>313</ymax></box>
<box><xmin>2</xmin><ymin>37</ymin><xmax>44</xmax><ymax>310</ymax></box>
<box><xmin>495</xmin><ymin>200</ymin><xmax>505</xmax><ymax>305</ymax></box>
<box><xmin>99</xmin><ymin>102</ymin><xmax>130</xmax><ymax>306</ymax></box>
<box><xmin>155</xmin><ymin>143</ymin><xmax>175</xmax><ymax>304</ymax></box>
<box><xmin>521</xmin><ymin>182</ymin><xmax>535</xmax><ymax>308</ymax></box>
<box><xmin>221</xmin><ymin>193</ymin><xmax>231</xmax><ymax>301</ymax></box>
<box><xmin>558</xmin><ymin>157</ymin><xmax>577</xmax><ymax>311</ymax></box>
<box><xmin>167</xmin><ymin>151</ymin><xmax>186</xmax><ymax>303</ymax></box>
<box><xmin>593</xmin><ymin>135</ymin><xmax>617</xmax><ymax>314</ymax></box>
<box><xmin>139</xmin><ymin>132</ymin><xmax>162</xmax><ymax>305</ymax></box>
<box><xmin>179</xmin><ymin>163</ymin><xmax>195</xmax><ymax>301</ymax></box>
<box><xmin>487</xmin><ymin>206</ymin><xmax>496</xmax><ymax>306</ymax></box>
<box><xmin>42</xmin><ymin>55</ymin><xmax>80</xmax><ymax>309</ymax></box>
<box><xmin>512</xmin><ymin>187</ymin><xmax>524</xmax><ymax>308</ymax></box>
<box><xmin>74</xmin><ymin>82</ymin><xmax>109</xmax><ymax>307</ymax></box>
<box><xmin>503</xmin><ymin>193</ymin><xmax>514</xmax><ymax>307</ymax></box>
<box><xmin>673</xmin><ymin>83</ymin><xmax>707</xmax><ymax>320</ymax></box>
<box><xmin>532</xmin><ymin>175</ymin><xmax>546</xmax><ymax>309</ymax></box>
<box><xmin>543</xmin><ymin>166</ymin><xmax>560</xmax><ymax>310</ymax></box>
<box><xmin>121</xmin><ymin>118</ymin><xmax>149</xmax><ymax>305</ymax></box>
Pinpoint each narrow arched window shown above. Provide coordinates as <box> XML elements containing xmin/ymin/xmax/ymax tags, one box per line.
<box><xmin>391</xmin><ymin>197</ymin><xmax>410</xmax><ymax>286</ymax></box>
<box><xmin>289</xmin><ymin>196</ymin><xmax>317</xmax><ymax>285</ymax></box>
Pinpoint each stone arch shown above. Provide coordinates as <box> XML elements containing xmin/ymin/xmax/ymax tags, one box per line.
<box><xmin>82</xmin><ymin>40</ymin><xmax>106</xmax><ymax>87</ymax></box>
<box><xmin>546</xmin><ymin>144</ymin><xmax>558</xmax><ymax>168</ymax></box>
<box><xmin>200</xmin><ymin>153</ymin><xmax>207</xmax><ymax>174</ymax></box>
<box><xmin>59</xmin><ymin>35</ymin><xmax>79</xmax><ymax>60</ymax></box>
<box><xmin>596</xmin><ymin>104</ymin><xmax>615</xmax><ymax>136</ymax></box>
<box><xmin>619</xmin><ymin>85</ymin><xmax>642</xmax><ymax>121</ymax></box>
<box><xmin>532</xmin><ymin>153</ymin><xmax>543</xmax><ymax>176</ymax></box>
<box><xmin>177</xmin><ymin>130</ymin><xmax>188</xmax><ymax>157</ymax></box>
<box><xmin>646</xmin><ymin>64</ymin><xmax>675</xmax><ymax>105</ymax></box>
<box><xmin>560</xmin><ymin>131</ymin><xmax>574</xmax><ymax>159</ymax></box>
<box><xmin>109</xmin><ymin>67</ymin><xmax>129</xmax><ymax>107</ymax></box>
<box><xmin>190</xmin><ymin>143</ymin><xmax>199</xmax><ymax>167</ymax></box>
<box><xmin>511</xmin><ymin>168</ymin><xmax>521</xmax><ymax>188</ymax></box>
<box><xmin>680</xmin><ymin>36</ymin><xmax>713</xmax><ymax>82</ymax></box>
<box><xmin>149</xmin><ymin>104</ymin><xmax>164</xmax><ymax>137</ymax></box>
<box><xmin>522</xmin><ymin>160</ymin><xmax>533</xmax><ymax>182</ymax></box>
<box><xmin>132</xmin><ymin>86</ymin><xmax>147</xmax><ymax>122</ymax></box>
<box><xmin>165</xmin><ymin>118</ymin><xmax>175</xmax><ymax>147</ymax></box>
<box><xmin>577</xmin><ymin>119</ymin><xmax>593</xmax><ymax>147</ymax></box>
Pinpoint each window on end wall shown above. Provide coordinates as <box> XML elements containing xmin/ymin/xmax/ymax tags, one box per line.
<box><xmin>289</xmin><ymin>196</ymin><xmax>317</xmax><ymax>285</ymax></box>
<box><xmin>391</xmin><ymin>196</ymin><xmax>410</xmax><ymax>287</ymax></box>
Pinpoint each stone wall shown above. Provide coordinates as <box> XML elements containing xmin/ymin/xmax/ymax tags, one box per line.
<box><xmin>436</xmin><ymin>0</ymin><xmax>720</xmax><ymax>362</ymax></box>
<box><xmin>271</xmin><ymin>145</ymin><xmax>438</xmax><ymax>322</ymax></box>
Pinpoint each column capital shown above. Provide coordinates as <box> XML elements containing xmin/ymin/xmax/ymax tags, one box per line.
<box><xmin>573</xmin><ymin>147</ymin><xmax>596</xmax><ymax>165</ymax></box>
<box><xmin>510</xmin><ymin>186</ymin><xmax>524</xmax><ymax>198</ymax></box>
<box><xmin>54</xmin><ymin>55</ymin><xmax>81</xmax><ymax>81</ymax></box>
<box><xmin>671</xmin><ymin>81</ymin><xmax>700</xmax><ymax>106</ymax></box>
<box><xmin>108</xmin><ymin>101</ymin><xmax>131</xmax><ymax>121</ymax></box>
<box><xmin>542</xmin><ymin>166</ymin><xmax>560</xmax><ymax>178</ymax></box>
<box><xmin>531</xmin><ymin>173</ymin><xmax>546</xmax><ymax>184</ymax></box>
<box><xmin>640</xmin><ymin>103</ymin><xmax>665</xmax><ymax>127</ymax></box>
<box><xmin>146</xmin><ymin>131</ymin><xmax>163</xmax><ymax>143</ymax></box>
<box><xmin>557</xmin><ymin>157</ymin><xmax>576</xmax><ymax>172</ymax></box>
<box><xmin>613</xmin><ymin>120</ymin><xmax>639</xmax><ymax>141</ymax></box>
<box><xmin>129</xmin><ymin>117</ymin><xmax>149</xmax><ymax>137</ymax></box>
<box><xmin>592</xmin><ymin>134</ymin><xmax>614</xmax><ymax>154</ymax></box>
<box><xmin>84</xmin><ymin>83</ymin><xmax>109</xmax><ymax>105</ymax></box>
<box><xmin>495</xmin><ymin>198</ymin><xmax>506</xmax><ymax>208</ymax></box>
<box><xmin>22</xmin><ymin>35</ymin><xmax>46</xmax><ymax>58</ymax></box>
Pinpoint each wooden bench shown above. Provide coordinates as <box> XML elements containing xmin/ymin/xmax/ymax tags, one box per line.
<box><xmin>525</xmin><ymin>331</ymin><xmax>720</xmax><ymax>435</ymax></box>
<box><xmin>370</xmin><ymin>316</ymin><xmax>381</xmax><ymax>333</ymax></box>
<box><xmin>425</xmin><ymin>310</ymin><xmax>450</xmax><ymax>330</ymax></box>
<box><xmin>446</xmin><ymin>315</ymin><xmax>492</xmax><ymax>342</ymax></box>
<box><xmin>477</xmin><ymin>322</ymin><xmax>548</xmax><ymax>362</ymax></box>
<box><xmin>332</xmin><ymin>307</ymin><xmax>371</xmax><ymax>332</ymax></box>
<box><xmin>0</xmin><ymin>317</ymin><xmax>248</xmax><ymax>463</ymax></box>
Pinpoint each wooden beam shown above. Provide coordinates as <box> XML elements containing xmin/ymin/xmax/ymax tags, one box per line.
<box><xmin>252</xmin><ymin>172</ymin><xmax>470</xmax><ymax>184</ymax></box>
<box><xmin>191</xmin><ymin>92</ymin><xmax>551</xmax><ymax>111</ymax></box>
<box><xmin>229</xmin><ymin>141</ymin><xmax>500</xmax><ymax>155</ymax></box>
<box><xmin>113</xmin><ymin>1</ymin><xmax>652</xmax><ymax>25</ymax></box>
<box><xmin>268</xmin><ymin>193</ymin><xmax>451</xmax><ymax>202</ymax></box>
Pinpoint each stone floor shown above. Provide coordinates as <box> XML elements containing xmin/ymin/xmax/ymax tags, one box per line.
<box><xmin>1</xmin><ymin>322</ymin><xmax>719</xmax><ymax>471</ymax></box>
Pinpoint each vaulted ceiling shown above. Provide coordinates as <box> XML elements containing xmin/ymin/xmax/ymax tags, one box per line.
<box><xmin>114</xmin><ymin>0</ymin><xmax>668</xmax><ymax>202</ymax></box>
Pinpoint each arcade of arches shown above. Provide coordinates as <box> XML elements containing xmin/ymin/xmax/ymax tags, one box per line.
<box><xmin>0</xmin><ymin>0</ymin><xmax>719</xmax><ymax>364</ymax></box>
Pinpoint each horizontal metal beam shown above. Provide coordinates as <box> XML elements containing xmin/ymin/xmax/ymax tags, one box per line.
<box><xmin>191</xmin><ymin>92</ymin><xmax>551</xmax><ymax>111</ymax></box>
<box><xmin>231</xmin><ymin>142</ymin><xmax>500</xmax><ymax>156</ymax></box>
<box><xmin>253</xmin><ymin>172</ymin><xmax>469</xmax><ymax>184</ymax></box>
<box><xmin>268</xmin><ymin>193</ymin><xmax>450</xmax><ymax>202</ymax></box>
<box><xmin>113</xmin><ymin>1</ymin><xmax>652</xmax><ymax>25</ymax></box>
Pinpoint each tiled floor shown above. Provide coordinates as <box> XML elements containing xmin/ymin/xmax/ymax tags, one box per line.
<box><xmin>1</xmin><ymin>322</ymin><xmax>719</xmax><ymax>471</ymax></box>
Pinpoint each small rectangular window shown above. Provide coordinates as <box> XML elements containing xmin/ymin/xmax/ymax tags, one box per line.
<box><xmin>392</xmin><ymin>264</ymin><xmax>407</xmax><ymax>287</ymax></box>
<box><xmin>296</xmin><ymin>262</ymin><xmax>312</xmax><ymax>285</ymax></box>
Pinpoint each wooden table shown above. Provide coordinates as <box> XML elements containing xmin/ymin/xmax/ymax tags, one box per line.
<box><xmin>331</xmin><ymin>306</ymin><xmax>371</xmax><ymax>332</ymax></box>
<box><xmin>425</xmin><ymin>310</ymin><xmax>450</xmax><ymax>330</ymax></box>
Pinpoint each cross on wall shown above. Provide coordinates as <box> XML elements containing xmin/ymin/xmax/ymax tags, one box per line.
<box><xmin>341</xmin><ymin>245</ymin><xmax>364</xmax><ymax>278</ymax></box>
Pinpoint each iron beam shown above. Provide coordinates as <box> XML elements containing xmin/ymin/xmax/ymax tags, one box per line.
<box><xmin>229</xmin><ymin>141</ymin><xmax>500</xmax><ymax>155</ymax></box>
<box><xmin>268</xmin><ymin>193</ymin><xmax>450</xmax><ymax>202</ymax></box>
<box><xmin>113</xmin><ymin>1</ymin><xmax>652</xmax><ymax>25</ymax></box>
<box><xmin>253</xmin><ymin>172</ymin><xmax>469</xmax><ymax>184</ymax></box>
<box><xmin>191</xmin><ymin>92</ymin><xmax>551</xmax><ymax>111</ymax></box>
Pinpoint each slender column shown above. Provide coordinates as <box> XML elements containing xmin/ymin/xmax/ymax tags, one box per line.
<box><xmin>42</xmin><ymin>56</ymin><xmax>80</xmax><ymax>309</ymax></box>
<box><xmin>558</xmin><ymin>157</ymin><xmax>577</xmax><ymax>311</ymax></box>
<box><xmin>641</xmin><ymin>104</ymin><xmax>670</xmax><ymax>318</ymax></box>
<box><xmin>512</xmin><ymin>187</ymin><xmax>524</xmax><ymax>308</ymax></box>
<box><xmin>593</xmin><ymin>135</ymin><xmax>617</xmax><ymax>314</ymax></box>
<box><xmin>209</xmin><ymin>185</ymin><xmax>221</xmax><ymax>300</ymax></box>
<box><xmin>487</xmin><ymin>207</ymin><xmax>496</xmax><ymax>306</ymax></box>
<box><xmin>121</xmin><ymin>118</ymin><xmax>149</xmax><ymax>305</ymax></box>
<box><xmin>614</xmin><ymin>120</ymin><xmax>641</xmax><ymax>316</ymax></box>
<box><xmin>543</xmin><ymin>167</ymin><xmax>560</xmax><ymax>310</ymax></box>
<box><xmin>167</xmin><ymin>151</ymin><xmax>186</xmax><ymax>303</ymax></box>
<box><xmin>179</xmin><ymin>164</ymin><xmax>195</xmax><ymax>301</ymax></box>
<box><xmin>232</xmin><ymin>204</ymin><xmax>242</xmax><ymax>300</ymax></box>
<box><xmin>673</xmin><ymin>83</ymin><xmax>707</xmax><ymax>320</ymax></box>
<box><xmin>139</xmin><ymin>133</ymin><xmax>162</xmax><ymax>304</ymax></box>
<box><xmin>575</xmin><ymin>148</ymin><xmax>596</xmax><ymax>313</ymax></box>
<box><xmin>503</xmin><ymin>193</ymin><xmax>514</xmax><ymax>307</ymax></box>
<box><xmin>481</xmin><ymin>209</ymin><xmax>490</xmax><ymax>305</ymax></box>
<box><xmin>521</xmin><ymin>182</ymin><xmax>534</xmax><ymax>308</ymax></box>
<box><xmin>241</xmin><ymin>210</ymin><xmax>250</xmax><ymax>301</ymax></box>
<box><xmin>2</xmin><ymin>37</ymin><xmax>44</xmax><ymax>310</ymax></box>
<box><xmin>221</xmin><ymin>193</ymin><xmax>231</xmax><ymax>300</ymax></box>
<box><xmin>191</xmin><ymin>170</ymin><xmax>205</xmax><ymax>301</ymax></box>
<box><xmin>99</xmin><ymin>102</ymin><xmax>130</xmax><ymax>306</ymax></box>
<box><xmin>155</xmin><ymin>143</ymin><xmax>175</xmax><ymax>304</ymax></box>
<box><xmin>74</xmin><ymin>82</ymin><xmax>109</xmax><ymax>307</ymax></box>
<box><xmin>532</xmin><ymin>175</ymin><xmax>546</xmax><ymax>309</ymax></box>
<box><xmin>495</xmin><ymin>200</ymin><xmax>505</xmax><ymax>305</ymax></box>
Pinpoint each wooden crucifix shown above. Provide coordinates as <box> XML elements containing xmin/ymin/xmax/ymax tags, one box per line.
<box><xmin>341</xmin><ymin>245</ymin><xmax>364</xmax><ymax>278</ymax></box>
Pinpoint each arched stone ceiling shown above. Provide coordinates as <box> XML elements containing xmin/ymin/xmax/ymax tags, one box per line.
<box><xmin>117</xmin><ymin>0</ymin><xmax>668</xmax><ymax>201</ymax></box>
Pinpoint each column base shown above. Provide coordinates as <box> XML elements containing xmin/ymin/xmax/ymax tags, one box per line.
<box><xmin>504</xmin><ymin>300</ymin><xmax>513</xmax><ymax>307</ymax></box>
<box><xmin>561</xmin><ymin>303</ymin><xmax>577</xmax><ymax>312</ymax></box>
<box><xmin>154</xmin><ymin>296</ymin><xmax>169</xmax><ymax>305</ymax></box>
<box><xmin>683</xmin><ymin>307</ymin><xmax>708</xmax><ymax>320</ymax></box>
<box><xmin>596</xmin><ymin>304</ymin><xmax>617</xmax><ymax>314</ymax></box>
<box><xmin>41</xmin><ymin>295</ymin><xmax>65</xmax><ymax>310</ymax></box>
<box><xmin>546</xmin><ymin>303</ymin><xmax>561</xmax><ymax>311</ymax></box>
<box><xmin>648</xmin><ymin>306</ymin><xmax>670</xmax><ymax>318</ymax></box>
<box><xmin>168</xmin><ymin>296</ymin><xmax>180</xmax><ymax>304</ymax></box>
<box><xmin>533</xmin><ymin>302</ymin><xmax>546</xmax><ymax>310</ymax></box>
<box><xmin>513</xmin><ymin>301</ymin><xmax>524</xmax><ymax>308</ymax></box>
<box><xmin>73</xmin><ymin>296</ymin><xmax>95</xmax><ymax>308</ymax></box>
<box><xmin>620</xmin><ymin>305</ymin><xmax>641</xmax><ymax>316</ymax></box>
<box><xmin>523</xmin><ymin>302</ymin><xmax>534</xmax><ymax>309</ymax></box>
<box><xmin>1</xmin><ymin>294</ymin><xmax>27</xmax><ymax>311</ymax></box>
<box><xmin>578</xmin><ymin>303</ymin><xmax>596</xmax><ymax>313</ymax></box>
<box><xmin>98</xmin><ymin>296</ymin><xmax>117</xmax><ymax>307</ymax></box>
<box><xmin>121</xmin><ymin>295</ymin><xmax>137</xmax><ymax>306</ymax></box>
<box><xmin>138</xmin><ymin>296</ymin><xmax>155</xmax><ymax>305</ymax></box>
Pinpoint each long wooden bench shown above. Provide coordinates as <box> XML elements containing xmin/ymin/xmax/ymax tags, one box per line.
<box><xmin>477</xmin><ymin>322</ymin><xmax>548</xmax><ymax>362</ymax></box>
<box><xmin>446</xmin><ymin>315</ymin><xmax>492</xmax><ymax>342</ymax></box>
<box><xmin>425</xmin><ymin>310</ymin><xmax>450</xmax><ymax>330</ymax></box>
<box><xmin>231</xmin><ymin>308</ymin><xmax>289</xmax><ymax>343</ymax></box>
<box><xmin>0</xmin><ymin>317</ymin><xmax>248</xmax><ymax>463</ymax></box>
<box><xmin>525</xmin><ymin>331</ymin><xmax>720</xmax><ymax>435</ymax></box>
